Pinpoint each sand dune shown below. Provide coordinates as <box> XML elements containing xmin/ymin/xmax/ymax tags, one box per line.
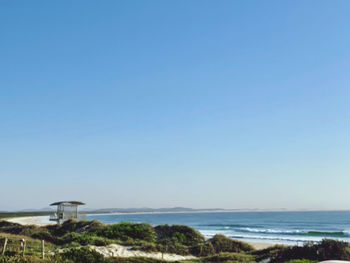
<box><xmin>89</xmin><ymin>244</ymin><xmax>196</xmax><ymax>261</ymax></box>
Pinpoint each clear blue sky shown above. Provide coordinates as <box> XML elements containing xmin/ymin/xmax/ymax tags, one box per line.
<box><xmin>1</xmin><ymin>0</ymin><xmax>350</xmax><ymax>211</ymax></box>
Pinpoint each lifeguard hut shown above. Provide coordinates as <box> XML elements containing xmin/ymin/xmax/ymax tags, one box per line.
<box><xmin>49</xmin><ymin>201</ymin><xmax>85</xmax><ymax>224</ymax></box>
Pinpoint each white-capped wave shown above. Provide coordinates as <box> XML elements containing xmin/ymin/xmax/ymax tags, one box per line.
<box><xmin>237</xmin><ymin>227</ymin><xmax>303</xmax><ymax>235</ymax></box>
<box><xmin>230</xmin><ymin>234</ymin><xmax>350</xmax><ymax>244</ymax></box>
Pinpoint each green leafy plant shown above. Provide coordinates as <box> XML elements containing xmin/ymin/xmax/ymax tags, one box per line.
<box><xmin>208</xmin><ymin>234</ymin><xmax>254</xmax><ymax>253</ymax></box>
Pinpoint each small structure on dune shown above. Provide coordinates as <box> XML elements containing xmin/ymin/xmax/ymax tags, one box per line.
<box><xmin>49</xmin><ymin>201</ymin><xmax>85</xmax><ymax>224</ymax></box>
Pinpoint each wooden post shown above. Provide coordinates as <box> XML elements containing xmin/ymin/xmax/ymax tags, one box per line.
<box><xmin>20</xmin><ymin>239</ymin><xmax>26</xmax><ymax>256</ymax></box>
<box><xmin>41</xmin><ymin>240</ymin><xmax>45</xmax><ymax>259</ymax></box>
<box><xmin>57</xmin><ymin>205</ymin><xmax>61</xmax><ymax>225</ymax></box>
<box><xmin>2</xmin><ymin>238</ymin><xmax>7</xmax><ymax>255</ymax></box>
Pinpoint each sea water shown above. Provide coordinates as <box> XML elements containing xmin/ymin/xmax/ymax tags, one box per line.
<box><xmin>86</xmin><ymin>211</ymin><xmax>350</xmax><ymax>245</ymax></box>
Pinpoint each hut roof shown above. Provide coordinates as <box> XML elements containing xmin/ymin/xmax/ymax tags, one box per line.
<box><xmin>50</xmin><ymin>201</ymin><xmax>85</xmax><ymax>206</ymax></box>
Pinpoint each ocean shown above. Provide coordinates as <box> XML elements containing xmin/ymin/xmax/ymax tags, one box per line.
<box><xmin>86</xmin><ymin>211</ymin><xmax>350</xmax><ymax>245</ymax></box>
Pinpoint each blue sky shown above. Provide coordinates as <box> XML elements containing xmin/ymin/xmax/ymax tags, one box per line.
<box><xmin>1</xmin><ymin>0</ymin><xmax>350</xmax><ymax>210</ymax></box>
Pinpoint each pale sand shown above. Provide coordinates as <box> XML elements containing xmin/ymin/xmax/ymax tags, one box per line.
<box><xmin>90</xmin><ymin>242</ymin><xmax>275</xmax><ymax>260</ymax></box>
<box><xmin>5</xmin><ymin>216</ymin><xmax>52</xmax><ymax>226</ymax></box>
<box><xmin>248</xmin><ymin>241</ymin><xmax>276</xmax><ymax>250</ymax></box>
<box><xmin>89</xmin><ymin>244</ymin><xmax>196</xmax><ymax>261</ymax></box>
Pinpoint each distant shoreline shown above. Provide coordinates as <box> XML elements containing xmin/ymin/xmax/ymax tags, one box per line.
<box><xmin>86</xmin><ymin>209</ymin><xmax>350</xmax><ymax>217</ymax></box>
<box><xmin>3</xmin><ymin>208</ymin><xmax>350</xmax><ymax>216</ymax></box>
<box><xmin>5</xmin><ymin>215</ymin><xmax>52</xmax><ymax>226</ymax></box>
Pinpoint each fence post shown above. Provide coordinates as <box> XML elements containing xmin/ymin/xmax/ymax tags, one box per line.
<box><xmin>21</xmin><ymin>239</ymin><xmax>26</xmax><ymax>256</ymax></box>
<box><xmin>41</xmin><ymin>240</ymin><xmax>45</xmax><ymax>259</ymax></box>
<box><xmin>2</xmin><ymin>238</ymin><xmax>7</xmax><ymax>255</ymax></box>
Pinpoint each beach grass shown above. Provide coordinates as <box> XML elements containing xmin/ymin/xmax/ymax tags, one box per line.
<box><xmin>1</xmin><ymin>219</ymin><xmax>350</xmax><ymax>262</ymax></box>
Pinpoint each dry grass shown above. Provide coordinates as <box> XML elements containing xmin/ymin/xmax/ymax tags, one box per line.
<box><xmin>0</xmin><ymin>232</ymin><xmax>56</xmax><ymax>257</ymax></box>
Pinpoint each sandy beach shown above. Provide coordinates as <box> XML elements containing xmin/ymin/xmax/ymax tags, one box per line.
<box><xmin>90</xmin><ymin>242</ymin><xmax>275</xmax><ymax>260</ymax></box>
<box><xmin>5</xmin><ymin>216</ymin><xmax>52</xmax><ymax>226</ymax></box>
<box><xmin>90</xmin><ymin>244</ymin><xmax>196</xmax><ymax>261</ymax></box>
<box><xmin>248</xmin><ymin>241</ymin><xmax>276</xmax><ymax>250</ymax></box>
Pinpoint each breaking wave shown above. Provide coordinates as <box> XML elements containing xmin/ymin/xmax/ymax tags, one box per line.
<box><xmin>235</xmin><ymin>228</ymin><xmax>350</xmax><ymax>237</ymax></box>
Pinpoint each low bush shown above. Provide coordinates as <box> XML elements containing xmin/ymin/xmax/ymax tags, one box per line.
<box><xmin>317</xmin><ymin>239</ymin><xmax>350</xmax><ymax>261</ymax></box>
<box><xmin>190</xmin><ymin>242</ymin><xmax>215</xmax><ymax>257</ymax></box>
<box><xmin>0</xmin><ymin>255</ymin><xmax>71</xmax><ymax>263</ymax></box>
<box><xmin>109</xmin><ymin>257</ymin><xmax>167</xmax><ymax>263</ymax></box>
<box><xmin>28</xmin><ymin>229</ymin><xmax>55</xmax><ymax>244</ymax></box>
<box><xmin>251</xmin><ymin>244</ymin><xmax>286</xmax><ymax>262</ymax></box>
<box><xmin>58</xmin><ymin>232</ymin><xmax>111</xmax><ymax>246</ymax></box>
<box><xmin>0</xmin><ymin>221</ymin><xmax>32</xmax><ymax>235</ymax></box>
<box><xmin>285</xmin><ymin>260</ymin><xmax>318</xmax><ymax>263</ymax></box>
<box><xmin>208</xmin><ymin>234</ymin><xmax>254</xmax><ymax>253</ymax></box>
<box><xmin>130</xmin><ymin>241</ymin><xmax>162</xmax><ymax>253</ymax></box>
<box><xmin>202</xmin><ymin>252</ymin><xmax>255</xmax><ymax>263</ymax></box>
<box><xmin>47</xmin><ymin>220</ymin><xmax>92</xmax><ymax>236</ymax></box>
<box><xmin>271</xmin><ymin>239</ymin><xmax>350</xmax><ymax>262</ymax></box>
<box><xmin>97</xmin><ymin>222</ymin><xmax>156</xmax><ymax>242</ymax></box>
<box><xmin>155</xmin><ymin>225</ymin><xmax>205</xmax><ymax>246</ymax></box>
<box><xmin>61</xmin><ymin>247</ymin><xmax>107</xmax><ymax>263</ymax></box>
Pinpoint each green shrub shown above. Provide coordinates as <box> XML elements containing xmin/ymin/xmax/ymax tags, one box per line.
<box><xmin>61</xmin><ymin>247</ymin><xmax>106</xmax><ymax>263</ymax></box>
<box><xmin>47</xmin><ymin>220</ymin><xmax>92</xmax><ymax>236</ymax></box>
<box><xmin>208</xmin><ymin>234</ymin><xmax>254</xmax><ymax>253</ymax></box>
<box><xmin>203</xmin><ymin>252</ymin><xmax>255</xmax><ymax>263</ymax></box>
<box><xmin>163</xmin><ymin>242</ymin><xmax>190</xmax><ymax>255</ymax></box>
<box><xmin>109</xmin><ymin>257</ymin><xmax>167</xmax><ymax>263</ymax></box>
<box><xmin>30</xmin><ymin>229</ymin><xmax>55</xmax><ymax>243</ymax></box>
<box><xmin>251</xmin><ymin>244</ymin><xmax>286</xmax><ymax>262</ymax></box>
<box><xmin>0</xmin><ymin>255</ymin><xmax>72</xmax><ymax>263</ymax></box>
<box><xmin>98</xmin><ymin>222</ymin><xmax>156</xmax><ymax>242</ymax></box>
<box><xmin>190</xmin><ymin>242</ymin><xmax>215</xmax><ymax>257</ymax></box>
<box><xmin>85</xmin><ymin>220</ymin><xmax>106</xmax><ymax>233</ymax></box>
<box><xmin>59</xmin><ymin>232</ymin><xmax>111</xmax><ymax>246</ymax></box>
<box><xmin>271</xmin><ymin>239</ymin><xmax>350</xmax><ymax>262</ymax></box>
<box><xmin>317</xmin><ymin>239</ymin><xmax>350</xmax><ymax>261</ymax></box>
<box><xmin>131</xmin><ymin>241</ymin><xmax>162</xmax><ymax>253</ymax></box>
<box><xmin>155</xmin><ymin>225</ymin><xmax>205</xmax><ymax>246</ymax></box>
<box><xmin>285</xmin><ymin>260</ymin><xmax>318</xmax><ymax>263</ymax></box>
<box><xmin>0</xmin><ymin>221</ymin><xmax>33</xmax><ymax>235</ymax></box>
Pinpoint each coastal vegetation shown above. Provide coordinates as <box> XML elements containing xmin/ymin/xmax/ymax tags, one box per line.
<box><xmin>1</xmin><ymin>219</ymin><xmax>350</xmax><ymax>262</ymax></box>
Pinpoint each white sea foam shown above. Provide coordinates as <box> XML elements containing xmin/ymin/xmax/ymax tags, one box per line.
<box><xmin>200</xmin><ymin>228</ymin><xmax>350</xmax><ymax>245</ymax></box>
<box><xmin>237</xmin><ymin>227</ymin><xmax>303</xmax><ymax>234</ymax></box>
